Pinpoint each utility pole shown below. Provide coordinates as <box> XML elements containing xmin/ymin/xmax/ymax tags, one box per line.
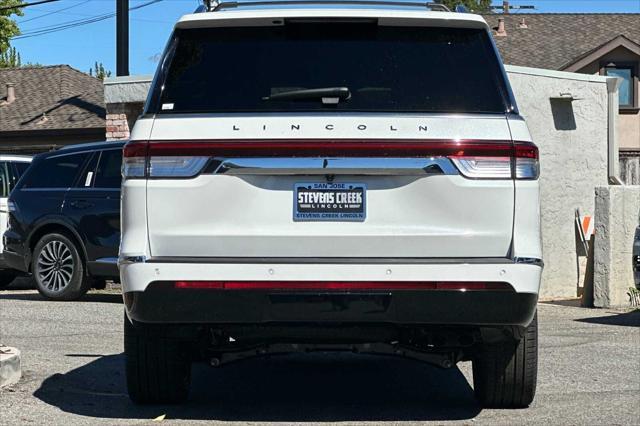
<box><xmin>116</xmin><ymin>0</ymin><xmax>129</xmax><ymax>76</ymax></box>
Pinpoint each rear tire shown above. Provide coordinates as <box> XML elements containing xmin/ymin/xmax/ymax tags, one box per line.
<box><xmin>124</xmin><ymin>313</ymin><xmax>191</xmax><ymax>404</ymax></box>
<box><xmin>472</xmin><ymin>311</ymin><xmax>538</xmax><ymax>408</ymax></box>
<box><xmin>32</xmin><ymin>233</ymin><xmax>90</xmax><ymax>301</ymax></box>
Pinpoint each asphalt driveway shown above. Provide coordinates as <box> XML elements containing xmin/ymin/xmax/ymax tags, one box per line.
<box><xmin>1</xmin><ymin>282</ymin><xmax>638</xmax><ymax>425</ymax></box>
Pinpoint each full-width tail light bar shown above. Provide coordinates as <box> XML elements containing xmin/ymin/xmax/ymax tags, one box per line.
<box><xmin>123</xmin><ymin>140</ymin><xmax>538</xmax><ymax>180</ymax></box>
<box><xmin>172</xmin><ymin>280</ymin><xmax>513</xmax><ymax>291</ymax></box>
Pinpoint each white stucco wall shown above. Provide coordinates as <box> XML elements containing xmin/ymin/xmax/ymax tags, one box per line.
<box><xmin>593</xmin><ymin>186</ymin><xmax>640</xmax><ymax>307</ymax></box>
<box><xmin>505</xmin><ymin>66</ymin><xmax>611</xmax><ymax>299</ymax></box>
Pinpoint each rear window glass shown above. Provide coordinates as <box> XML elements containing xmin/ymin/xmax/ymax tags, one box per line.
<box><xmin>154</xmin><ymin>24</ymin><xmax>509</xmax><ymax>114</ymax></box>
<box><xmin>23</xmin><ymin>153</ymin><xmax>88</xmax><ymax>189</ymax></box>
<box><xmin>94</xmin><ymin>149</ymin><xmax>123</xmax><ymax>189</ymax></box>
<box><xmin>13</xmin><ymin>162</ymin><xmax>30</xmax><ymax>178</ymax></box>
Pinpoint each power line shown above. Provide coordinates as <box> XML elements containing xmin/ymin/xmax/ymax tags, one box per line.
<box><xmin>19</xmin><ymin>0</ymin><xmax>91</xmax><ymax>24</ymax></box>
<box><xmin>0</xmin><ymin>0</ymin><xmax>59</xmax><ymax>12</ymax></box>
<box><xmin>13</xmin><ymin>0</ymin><xmax>164</xmax><ymax>40</ymax></box>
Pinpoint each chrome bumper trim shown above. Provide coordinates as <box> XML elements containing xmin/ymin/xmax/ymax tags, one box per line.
<box><xmin>215</xmin><ymin>157</ymin><xmax>459</xmax><ymax>176</ymax></box>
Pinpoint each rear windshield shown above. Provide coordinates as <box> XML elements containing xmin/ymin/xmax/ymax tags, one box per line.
<box><xmin>152</xmin><ymin>23</ymin><xmax>510</xmax><ymax>114</ymax></box>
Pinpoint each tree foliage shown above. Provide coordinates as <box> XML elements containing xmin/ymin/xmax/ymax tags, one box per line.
<box><xmin>0</xmin><ymin>0</ymin><xmax>23</xmax><ymax>54</ymax></box>
<box><xmin>439</xmin><ymin>0</ymin><xmax>492</xmax><ymax>13</ymax></box>
<box><xmin>89</xmin><ymin>61</ymin><xmax>112</xmax><ymax>80</ymax></box>
<box><xmin>0</xmin><ymin>45</ymin><xmax>19</xmax><ymax>67</ymax></box>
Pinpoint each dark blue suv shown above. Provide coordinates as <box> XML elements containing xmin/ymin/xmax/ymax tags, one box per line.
<box><xmin>4</xmin><ymin>141</ymin><xmax>124</xmax><ymax>300</ymax></box>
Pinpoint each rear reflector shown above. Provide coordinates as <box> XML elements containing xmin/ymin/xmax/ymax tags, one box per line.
<box><xmin>172</xmin><ymin>281</ymin><xmax>513</xmax><ymax>291</ymax></box>
<box><xmin>123</xmin><ymin>140</ymin><xmax>538</xmax><ymax>180</ymax></box>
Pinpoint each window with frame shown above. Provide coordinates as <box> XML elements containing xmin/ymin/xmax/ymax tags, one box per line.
<box><xmin>154</xmin><ymin>25</ymin><xmax>512</xmax><ymax>114</ymax></box>
<box><xmin>23</xmin><ymin>153</ymin><xmax>89</xmax><ymax>189</ymax></box>
<box><xmin>8</xmin><ymin>162</ymin><xmax>30</xmax><ymax>193</ymax></box>
<box><xmin>93</xmin><ymin>149</ymin><xmax>123</xmax><ymax>189</ymax></box>
<box><xmin>603</xmin><ymin>63</ymin><xmax>637</xmax><ymax>109</ymax></box>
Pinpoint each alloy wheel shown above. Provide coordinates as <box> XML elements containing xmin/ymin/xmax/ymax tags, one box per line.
<box><xmin>36</xmin><ymin>240</ymin><xmax>74</xmax><ymax>293</ymax></box>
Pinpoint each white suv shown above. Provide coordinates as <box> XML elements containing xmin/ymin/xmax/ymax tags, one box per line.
<box><xmin>120</xmin><ymin>1</ymin><xmax>542</xmax><ymax>408</ymax></box>
<box><xmin>0</xmin><ymin>155</ymin><xmax>31</xmax><ymax>288</ymax></box>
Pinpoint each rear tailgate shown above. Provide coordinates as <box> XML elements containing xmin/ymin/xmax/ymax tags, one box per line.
<box><xmin>144</xmin><ymin>115</ymin><xmax>515</xmax><ymax>258</ymax></box>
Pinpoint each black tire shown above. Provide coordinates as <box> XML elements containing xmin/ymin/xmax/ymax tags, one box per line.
<box><xmin>124</xmin><ymin>313</ymin><xmax>191</xmax><ymax>404</ymax></box>
<box><xmin>0</xmin><ymin>271</ymin><xmax>18</xmax><ymax>289</ymax></box>
<box><xmin>473</xmin><ymin>311</ymin><xmax>538</xmax><ymax>408</ymax></box>
<box><xmin>32</xmin><ymin>233</ymin><xmax>91</xmax><ymax>301</ymax></box>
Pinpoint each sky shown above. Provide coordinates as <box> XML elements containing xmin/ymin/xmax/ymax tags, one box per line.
<box><xmin>9</xmin><ymin>0</ymin><xmax>640</xmax><ymax>76</ymax></box>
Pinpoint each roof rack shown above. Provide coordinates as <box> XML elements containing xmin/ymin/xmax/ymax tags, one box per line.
<box><xmin>203</xmin><ymin>0</ymin><xmax>451</xmax><ymax>13</ymax></box>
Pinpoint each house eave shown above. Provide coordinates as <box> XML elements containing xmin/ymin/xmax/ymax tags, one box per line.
<box><xmin>561</xmin><ymin>35</ymin><xmax>640</xmax><ymax>72</ymax></box>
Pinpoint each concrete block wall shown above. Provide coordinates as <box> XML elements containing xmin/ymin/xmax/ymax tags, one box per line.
<box><xmin>593</xmin><ymin>186</ymin><xmax>640</xmax><ymax>307</ymax></box>
<box><xmin>505</xmin><ymin>66</ymin><xmax>611</xmax><ymax>299</ymax></box>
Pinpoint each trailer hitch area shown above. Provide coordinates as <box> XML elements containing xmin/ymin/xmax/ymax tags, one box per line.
<box><xmin>208</xmin><ymin>342</ymin><xmax>458</xmax><ymax>369</ymax></box>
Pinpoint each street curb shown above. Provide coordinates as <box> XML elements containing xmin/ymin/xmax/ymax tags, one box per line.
<box><xmin>0</xmin><ymin>346</ymin><xmax>21</xmax><ymax>388</ymax></box>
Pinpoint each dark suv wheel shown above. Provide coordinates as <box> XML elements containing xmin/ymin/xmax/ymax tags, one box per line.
<box><xmin>32</xmin><ymin>233</ymin><xmax>91</xmax><ymax>301</ymax></box>
<box><xmin>124</xmin><ymin>313</ymin><xmax>191</xmax><ymax>404</ymax></box>
<box><xmin>472</xmin><ymin>311</ymin><xmax>538</xmax><ymax>408</ymax></box>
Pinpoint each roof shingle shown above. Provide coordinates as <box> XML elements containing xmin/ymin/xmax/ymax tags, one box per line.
<box><xmin>481</xmin><ymin>14</ymin><xmax>640</xmax><ymax>70</ymax></box>
<box><xmin>0</xmin><ymin>65</ymin><xmax>105</xmax><ymax>133</ymax></box>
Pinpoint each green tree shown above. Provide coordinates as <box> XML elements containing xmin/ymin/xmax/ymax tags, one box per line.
<box><xmin>0</xmin><ymin>45</ymin><xmax>20</xmax><ymax>67</ymax></box>
<box><xmin>0</xmin><ymin>0</ymin><xmax>23</xmax><ymax>54</ymax></box>
<box><xmin>439</xmin><ymin>0</ymin><xmax>492</xmax><ymax>13</ymax></box>
<box><xmin>89</xmin><ymin>61</ymin><xmax>112</xmax><ymax>80</ymax></box>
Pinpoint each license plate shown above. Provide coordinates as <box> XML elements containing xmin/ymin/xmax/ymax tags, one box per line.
<box><xmin>294</xmin><ymin>183</ymin><xmax>366</xmax><ymax>222</ymax></box>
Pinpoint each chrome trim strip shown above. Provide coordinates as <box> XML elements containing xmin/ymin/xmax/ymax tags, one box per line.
<box><xmin>144</xmin><ymin>257</ymin><xmax>519</xmax><ymax>265</ymax></box>
<box><xmin>513</xmin><ymin>257</ymin><xmax>544</xmax><ymax>268</ymax></box>
<box><xmin>215</xmin><ymin>157</ymin><xmax>459</xmax><ymax>176</ymax></box>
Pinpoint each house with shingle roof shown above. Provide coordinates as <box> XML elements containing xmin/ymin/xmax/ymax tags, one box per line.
<box><xmin>0</xmin><ymin>65</ymin><xmax>106</xmax><ymax>154</ymax></box>
<box><xmin>482</xmin><ymin>13</ymin><xmax>640</xmax><ymax>174</ymax></box>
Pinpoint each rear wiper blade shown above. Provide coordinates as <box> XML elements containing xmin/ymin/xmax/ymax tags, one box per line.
<box><xmin>262</xmin><ymin>87</ymin><xmax>351</xmax><ymax>104</ymax></box>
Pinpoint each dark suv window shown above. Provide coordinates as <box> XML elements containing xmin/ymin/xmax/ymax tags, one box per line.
<box><xmin>94</xmin><ymin>149</ymin><xmax>123</xmax><ymax>189</ymax></box>
<box><xmin>0</xmin><ymin>161</ymin><xmax>31</xmax><ymax>197</ymax></box>
<box><xmin>23</xmin><ymin>153</ymin><xmax>88</xmax><ymax>189</ymax></box>
<box><xmin>10</xmin><ymin>162</ymin><xmax>30</xmax><ymax>188</ymax></box>
<box><xmin>13</xmin><ymin>162</ymin><xmax>29</xmax><ymax>178</ymax></box>
<box><xmin>153</xmin><ymin>24</ymin><xmax>509</xmax><ymax>114</ymax></box>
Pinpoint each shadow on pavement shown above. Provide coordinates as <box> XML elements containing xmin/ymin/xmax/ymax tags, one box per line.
<box><xmin>34</xmin><ymin>352</ymin><xmax>481</xmax><ymax>422</ymax></box>
<box><xmin>0</xmin><ymin>291</ymin><xmax>122</xmax><ymax>304</ymax></box>
<box><xmin>4</xmin><ymin>276</ymin><xmax>35</xmax><ymax>290</ymax></box>
<box><xmin>539</xmin><ymin>299</ymin><xmax>582</xmax><ymax>307</ymax></box>
<box><xmin>575</xmin><ymin>310</ymin><xmax>640</xmax><ymax>327</ymax></box>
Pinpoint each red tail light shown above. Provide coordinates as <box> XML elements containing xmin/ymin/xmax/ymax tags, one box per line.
<box><xmin>123</xmin><ymin>139</ymin><xmax>538</xmax><ymax>180</ymax></box>
<box><xmin>514</xmin><ymin>142</ymin><xmax>539</xmax><ymax>179</ymax></box>
<box><xmin>172</xmin><ymin>280</ymin><xmax>513</xmax><ymax>291</ymax></box>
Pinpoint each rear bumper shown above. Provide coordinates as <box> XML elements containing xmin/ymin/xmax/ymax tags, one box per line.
<box><xmin>125</xmin><ymin>283</ymin><xmax>537</xmax><ymax>327</ymax></box>
<box><xmin>2</xmin><ymin>249</ymin><xmax>29</xmax><ymax>273</ymax></box>
<box><xmin>121</xmin><ymin>260</ymin><xmax>541</xmax><ymax>327</ymax></box>
<box><xmin>3</xmin><ymin>230</ymin><xmax>30</xmax><ymax>273</ymax></box>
